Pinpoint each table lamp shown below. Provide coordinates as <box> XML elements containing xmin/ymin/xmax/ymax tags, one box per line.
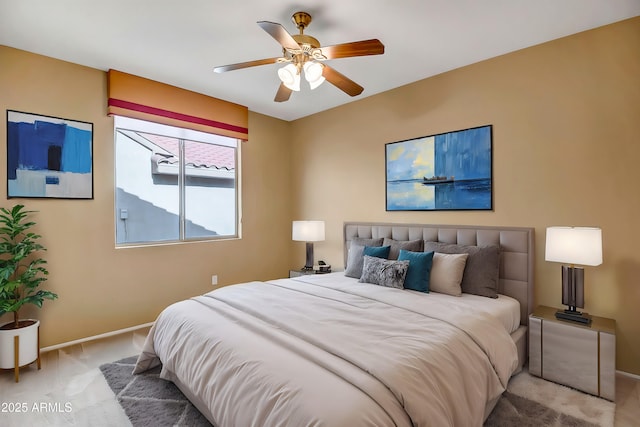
<box><xmin>292</xmin><ymin>220</ymin><xmax>325</xmax><ymax>270</ymax></box>
<box><xmin>545</xmin><ymin>226</ymin><xmax>602</xmax><ymax>324</ymax></box>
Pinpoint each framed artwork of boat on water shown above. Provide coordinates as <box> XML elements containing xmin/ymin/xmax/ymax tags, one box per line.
<box><xmin>385</xmin><ymin>125</ymin><xmax>493</xmax><ymax>211</ymax></box>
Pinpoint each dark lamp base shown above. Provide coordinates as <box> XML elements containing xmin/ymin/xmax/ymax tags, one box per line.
<box><xmin>555</xmin><ymin>309</ymin><xmax>592</xmax><ymax>324</ymax></box>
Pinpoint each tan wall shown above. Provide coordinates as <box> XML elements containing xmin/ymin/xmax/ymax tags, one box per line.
<box><xmin>0</xmin><ymin>46</ymin><xmax>293</xmax><ymax>347</ymax></box>
<box><xmin>290</xmin><ymin>17</ymin><xmax>640</xmax><ymax>374</ymax></box>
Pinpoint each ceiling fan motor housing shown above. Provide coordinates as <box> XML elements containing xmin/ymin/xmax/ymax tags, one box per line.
<box><xmin>293</xmin><ymin>34</ymin><xmax>321</xmax><ymax>49</ymax></box>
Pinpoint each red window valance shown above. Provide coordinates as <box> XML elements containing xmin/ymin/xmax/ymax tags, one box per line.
<box><xmin>107</xmin><ymin>70</ymin><xmax>248</xmax><ymax>140</ymax></box>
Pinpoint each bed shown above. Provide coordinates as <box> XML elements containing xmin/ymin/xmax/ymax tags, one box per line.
<box><xmin>134</xmin><ymin>222</ymin><xmax>534</xmax><ymax>427</ymax></box>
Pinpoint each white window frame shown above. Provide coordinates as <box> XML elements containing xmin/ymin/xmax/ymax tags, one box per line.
<box><xmin>114</xmin><ymin>116</ymin><xmax>241</xmax><ymax>247</ymax></box>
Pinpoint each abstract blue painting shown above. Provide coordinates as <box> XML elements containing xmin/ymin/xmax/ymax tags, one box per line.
<box><xmin>386</xmin><ymin>125</ymin><xmax>492</xmax><ymax>211</ymax></box>
<box><xmin>7</xmin><ymin>110</ymin><xmax>93</xmax><ymax>199</ymax></box>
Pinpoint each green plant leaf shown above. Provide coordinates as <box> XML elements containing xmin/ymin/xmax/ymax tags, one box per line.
<box><xmin>0</xmin><ymin>204</ymin><xmax>55</xmax><ymax>323</ymax></box>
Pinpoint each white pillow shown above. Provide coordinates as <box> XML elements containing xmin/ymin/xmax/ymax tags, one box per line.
<box><xmin>429</xmin><ymin>252</ymin><xmax>469</xmax><ymax>296</ymax></box>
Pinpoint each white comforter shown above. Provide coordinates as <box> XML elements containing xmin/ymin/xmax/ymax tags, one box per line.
<box><xmin>134</xmin><ymin>273</ymin><xmax>518</xmax><ymax>427</ymax></box>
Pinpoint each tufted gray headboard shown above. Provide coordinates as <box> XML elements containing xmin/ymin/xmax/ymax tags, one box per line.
<box><xmin>343</xmin><ymin>222</ymin><xmax>535</xmax><ymax>326</ymax></box>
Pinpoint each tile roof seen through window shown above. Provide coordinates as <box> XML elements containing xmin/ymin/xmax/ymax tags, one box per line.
<box><xmin>139</xmin><ymin>132</ymin><xmax>235</xmax><ymax>170</ymax></box>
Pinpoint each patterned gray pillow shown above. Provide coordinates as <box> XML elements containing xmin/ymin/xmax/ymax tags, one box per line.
<box><xmin>359</xmin><ymin>255</ymin><xmax>409</xmax><ymax>289</ymax></box>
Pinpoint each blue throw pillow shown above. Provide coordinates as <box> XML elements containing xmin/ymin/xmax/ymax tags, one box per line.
<box><xmin>363</xmin><ymin>245</ymin><xmax>391</xmax><ymax>259</ymax></box>
<box><xmin>398</xmin><ymin>250</ymin><xmax>434</xmax><ymax>293</ymax></box>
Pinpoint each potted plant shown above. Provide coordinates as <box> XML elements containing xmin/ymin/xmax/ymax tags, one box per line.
<box><xmin>0</xmin><ymin>204</ymin><xmax>57</xmax><ymax>381</ymax></box>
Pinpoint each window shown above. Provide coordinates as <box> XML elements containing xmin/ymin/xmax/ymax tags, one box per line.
<box><xmin>114</xmin><ymin>116</ymin><xmax>239</xmax><ymax>245</ymax></box>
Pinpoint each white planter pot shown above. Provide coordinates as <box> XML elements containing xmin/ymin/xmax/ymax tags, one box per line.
<box><xmin>0</xmin><ymin>319</ymin><xmax>40</xmax><ymax>369</ymax></box>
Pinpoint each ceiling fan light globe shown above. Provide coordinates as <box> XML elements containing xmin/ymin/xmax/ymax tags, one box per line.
<box><xmin>308</xmin><ymin>76</ymin><xmax>325</xmax><ymax>90</ymax></box>
<box><xmin>303</xmin><ymin>61</ymin><xmax>325</xmax><ymax>90</ymax></box>
<box><xmin>277</xmin><ymin>63</ymin><xmax>296</xmax><ymax>84</ymax></box>
<box><xmin>304</xmin><ymin>61</ymin><xmax>323</xmax><ymax>81</ymax></box>
<box><xmin>277</xmin><ymin>64</ymin><xmax>301</xmax><ymax>91</ymax></box>
<box><xmin>289</xmin><ymin>75</ymin><xmax>301</xmax><ymax>91</ymax></box>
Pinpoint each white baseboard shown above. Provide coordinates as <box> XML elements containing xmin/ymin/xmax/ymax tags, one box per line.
<box><xmin>40</xmin><ymin>322</ymin><xmax>154</xmax><ymax>353</ymax></box>
<box><xmin>617</xmin><ymin>369</ymin><xmax>640</xmax><ymax>381</ymax></box>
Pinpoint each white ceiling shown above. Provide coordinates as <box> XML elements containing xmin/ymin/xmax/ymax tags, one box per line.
<box><xmin>1</xmin><ymin>1</ymin><xmax>639</xmax><ymax>121</ymax></box>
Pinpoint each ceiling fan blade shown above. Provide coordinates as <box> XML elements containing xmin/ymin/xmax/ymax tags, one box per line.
<box><xmin>322</xmin><ymin>65</ymin><xmax>364</xmax><ymax>97</ymax></box>
<box><xmin>320</xmin><ymin>39</ymin><xmax>385</xmax><ymax>59</ymax></box>
<box><xmin>214</xmin><ymin>57</ymin><xmax>282</xmax><ymax>73</ymax></box>
<box><xmin>257</xmin><ymin>21</ymin><xmax>301</xmax><ymax>51</ymax></box>
<box><xmin>274</xmin><ymin>83</ymin><xmax>292</xmax><ymax>102</ymax></box>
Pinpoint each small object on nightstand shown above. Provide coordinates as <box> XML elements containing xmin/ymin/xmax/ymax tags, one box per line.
<box><xmin>318</xmin><ymin>260</ymin><xmax>331</xmax><ymax>273</ymax></box>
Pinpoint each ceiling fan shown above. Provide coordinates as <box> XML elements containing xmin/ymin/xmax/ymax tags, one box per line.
<box><xmin>213</xmin><ymin>11</ymin><xmax>385</xmax><ymax>102</ymax></box>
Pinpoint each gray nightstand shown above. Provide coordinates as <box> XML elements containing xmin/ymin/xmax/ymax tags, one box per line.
<box><xmin>289</xmin><ymin>269</ymin><xmax>330</xmax><ymax>278</ymax></box>
<box><xmin>529</xmin><ymin>305</ymin><xmax>616</xmax><ymax>401</ymax></box>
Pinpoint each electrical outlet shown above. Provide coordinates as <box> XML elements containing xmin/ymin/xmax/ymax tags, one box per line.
<box><xmin>211</xmin><ymin>275</ymin><xmax>218</xmax><ymax>286</ymax></box>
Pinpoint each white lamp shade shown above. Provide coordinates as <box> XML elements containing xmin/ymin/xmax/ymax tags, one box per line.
<box><xmin>277</xmin><ymin>64</ymin><xmax>300</xmax><ymax>91</ymax></box>
<box><xmin>545</xmin><ymin>226</ymin><xmax>603</xmax><ymax>266</ymax></box>
<box><xmin>292</xmin><ymin>220</ymin><xmax>325</xmax><ymax>242</ymax></box>
<box><xmin>303</xmin><ymin>61</ymin><xmax>325</xmax><ymax>90</ymax></box>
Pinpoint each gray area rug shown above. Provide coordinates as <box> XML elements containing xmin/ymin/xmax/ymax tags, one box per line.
<box><xmin>99</xmin><ymin>356</ymin><xmax>213</xmax><ymax>426</ymax></box>
<box><xmin>100</xmin><ymin>357</ymin><xmax>613</xmax><ymax>427</ymax></box>
<box><xmin>484</xmin><ymin>391</ymin><xmax>599</xmax><ymax>427</ymax></box>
